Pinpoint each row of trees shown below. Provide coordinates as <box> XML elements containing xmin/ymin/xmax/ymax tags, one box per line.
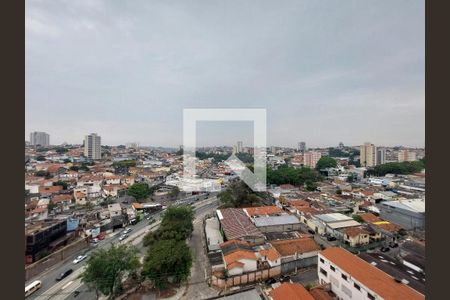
<box><xmin>266</xmin><ymin>165</ymin><xmax>322</xmax><ymax>189</ymax></box>
<box><xmin>367</xmin><ymin>161</ymin><xmax>425</xmax><ymax>176</ymax></box>
<box><xmin>142</xmin><ymin>206</ymin><xmax>194</xmax><ymax>288</ymax></box>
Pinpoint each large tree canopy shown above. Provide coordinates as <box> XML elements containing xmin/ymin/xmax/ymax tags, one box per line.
<box><xmin>127</xmin><ymin>182</ymin><xmax>150</xmax><ymax>200</ymax></box>
<box><xmin>81</xmin><ymin>244</ymin><xmax>140</xmax><ymax>299</ymax></box>
<box><xmin>316</xmin><ymin>156</ymin><xmax>337</xmax><ymax>170</ymax></box>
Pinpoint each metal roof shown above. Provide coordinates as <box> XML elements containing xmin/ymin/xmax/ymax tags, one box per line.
<box><xmin>253</xmin><ymin>215</ymin><xmax>300</xmax><ymax>227</ymax></box>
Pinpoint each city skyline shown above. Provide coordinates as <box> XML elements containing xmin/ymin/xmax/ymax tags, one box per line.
<box><xmin>26</xmin><ymin>0</ymin><xmax>424</xmax><ymax>147</ymax></box>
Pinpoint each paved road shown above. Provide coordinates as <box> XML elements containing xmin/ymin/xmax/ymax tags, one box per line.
<box><xmin>26</xmin><ymin>209</ymin><xmax>164</xmax><ymax>300</ymax></box>
<box><xmin>28</xmin><ymin>197</ymin><xmax>219</xmax><ymax>300</ymax></box>
<box><xmin>181</xmin><ymin>199</ymin><xmax>219</xmax><ymax>300</ymax></box>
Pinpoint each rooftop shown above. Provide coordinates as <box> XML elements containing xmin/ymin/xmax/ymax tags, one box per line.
<box><xmin>270</xmin><ymin>237</ymin><xmax>320</xmax><ymax>256</ymax></box>
<box><xmin>270</xmin><ymin>282</ymin><xmax>314</xmax><ymax>300</ymax></box>
<box><xmin>244</xmin><ymin>206</ymin><xmax>283</xmax><ymax>217</ymax></box>
<box><xmin>320</xmin><ymin>247</ymin><xmax>424</xmax><ymax>300</ymax></box>
<box><xmin>253</xmin><ymin>215</ymin><xmax>300</xmax><ymax>227</ymax></box>
<box><xmin>217</xmin><ymin>208</ymin><xmax>263</xmax><ymax>240</ymax></box>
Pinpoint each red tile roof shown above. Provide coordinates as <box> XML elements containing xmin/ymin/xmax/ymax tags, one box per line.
<box><xmin>244</xmin><ymin>206</ymin><xmax>283</xmax><ymax>217</ymax></box>
<box><xmin>271</xmin><ymin>238</ymin><xmax>320</xmax><ymax>256</ymax></box>
<box><xmin>218</xmin><ymin>208</ymin><xmax>263</xmax><ymax>240</ymax></box>
<box><xmin>320</xmin><ymin>247</ymin><xmax>424</xmax><ymax>300</ymax></box>
<box><xmin>270</xmin><ymin>283</ymin><xmax>314</xmax><ymax>300</ymax></box>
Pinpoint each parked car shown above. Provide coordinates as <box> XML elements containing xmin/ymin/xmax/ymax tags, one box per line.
<box><xmin>265</xmin><ymin>278</ymin><xmax>277</xmax><ymax>285</ymax></box>
<box><xmin>280</xmin><ymin>275</ymin><xmax>291</xmax><ymax>283</ymax></box>
<box><xmin>308</xmin><ymin>229</ymin><xmax>316</xmax><ymax>235</ymax></box>
<box><xmin>73</xmin><ymin>254</ymin><xmax>88</xmax><ymax>264</ymax></box>
<box><xmin>389</xmin><ymin>242</ymin><xmax>399</xmax><ymax>248</ymax></box>
<box><xmin>56</xmin><ymin>269</ymin><xmax>73</xmax><ymax>281</ymax></box>
<box><xmin>327</xmin><ymin>236</ymin><xmax>337</xmax><ymax>241</ymax></box>
<box><xmin>380</xmin><ymin>247</ymin><xmax>390</xmax><ymax>252</ymax></box>
<box><xmin>73</xmin><ymin>290</ymin><xmax>80</xmax><ymax>297</ymax></box>
<box><xmin>119</xmin><ymin>234</ymin><xmax>128</xmax><ymax>241</ymax></box>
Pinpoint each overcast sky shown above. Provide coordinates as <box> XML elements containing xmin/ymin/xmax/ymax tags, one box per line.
<box><xmin>26</xmin><ymin>0</ymin><xmax>424</xmax><ymax>148</ymax></box>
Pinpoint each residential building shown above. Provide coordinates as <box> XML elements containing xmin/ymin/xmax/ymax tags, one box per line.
<box><xmin>317</xmin><ymin>247</ymin><xmax>424</xmax><ymax>300</ymax></box>
<box><xmin>360</xmin><ymin>143</ymin><xmax>377</xmax><ymax>167</ymax></box>
<box><xmin>377</xmin><ymin>199</ymin><xmax>425</xmax><ymax>230</ymax></box>
<box><xmin>84</xmin><ymin>133</ymin><xmax>101</xmax><ymax>160</ymax></box>
<box><xmin>298</xmin><ymin>141</ymin><xmax>306</xmax><ymax>153</ymax></box>
<box><xmin>237</xmin><ymin>141</ymin><xmax>243</xmax><ymax>153</ymax></box>
<box><xmin>269</xmin><ymin>282</ymin><xmax>314</xmax><ymax>300</ymax></box>
<box><xmin>25</xmin><ymin>219</ymin><xmax>67</xmax><ymax>263</ymax></box>
<box><xmin>216</xmin><ymin>208</ymin><xmax>265</xmax><ymax>244</ymax></box>
<box><xmin>30</xmin><ymin>131</ymin><xmax>50</xmax><ymax>146</ymax></box>
<box><xmin>376</xmin><ymin>148</ymin><xmax>386</xmax><ymax>165</ymax></box>
<box><xmin>398</xmin><ymin>150</ymin><xmax>417</xmax><ymax>162</ymax></box>
<box><xmin>304</xmin><ymin>151</ymin><xmax>322</xmax><ymax>168</ymax></box>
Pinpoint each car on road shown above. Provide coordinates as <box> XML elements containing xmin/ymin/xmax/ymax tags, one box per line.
<box><xmin>308</xmin><ymin>229</ymin><xmax>316</xmax><ymax>235</ymax></box>
<box><xmin>265</xmin><ymin>278</ymin><xmax>277</xmax><ymax>285</ymax></box>
<box><xmin>389</xmin><ymin>242</ymin><xmax>399</xmax><ymax>248</ymax></box>
<box><xmin>326</xmin><ymin>236</ymin><xmax>337</xmax><ymax>241</ymax></box>
<box><xmin>73</xmin><ymin>254</ymin><xmax>88</xmax><ymax>264</ymax></box>
<box><xmin>380</xmin><ymin>247</ymin><xmax>390</xmax><ymax>252</ymax></box>
<box><xmin>73</xmin><ymin>290</ymin><xmax>80</xmax><ymax>297</ymax></box>
<box><xmin>56</xmin><ymin>269</ymin><xmax>73</xmax><ymax>281</ymax></box>
<box><xmin>119</xmin><ymin>234</ymin><xmax>128</xmax><ymax>241</ymax></box>
<box><xmin>280</xmin><ymin>275</ymin><xmax>291</xmax><ymax>283</ymax></box>
<box><xmin>123</xmin><ymin>228</ymin><xmax>132</xmax><ymax>234</ymax></box>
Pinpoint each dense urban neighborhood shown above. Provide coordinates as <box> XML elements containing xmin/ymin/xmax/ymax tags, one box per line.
<box><xmin>25</xmin><ymin>135</ymin><xmax>425</xmax><ymax>300</ymax></box>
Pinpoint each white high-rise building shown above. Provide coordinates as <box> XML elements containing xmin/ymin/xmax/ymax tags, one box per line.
<box><xmin>84</xmin><ymin>133</ymin><xmax>101</xmax><ymax>160</ymax></box>
<box><xmin>236</xmin><ymin>141</ymin><xmax>243</xmax><ymax>153</ymax></box>
<box><xmin>360</xmin><ymin>143</ymin><xmax>377</xmax><ymax>167</ymax></box>
<box><xmin>30</xmin><ymin>132</ymin><xmax>50</xmax><ymax>146</ymax></box>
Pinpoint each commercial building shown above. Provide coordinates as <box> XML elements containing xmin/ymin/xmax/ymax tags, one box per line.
<box><xmin>25</xmin><ymin>219</ymin><xmax>67</xmax><ymax>263</ymax></box>
<box><xmin>377</xmin><ymin>199</ymin><xmax>425</xmax><ymax>230</ymax></box>
<box><xmin>303</xmin><ymin>151</ymin><xmax>322</xmax><ymax>168</ymax></box>
<box><xmin>360</xmin><ymin>143</ymin><xmax>377</xmax><ymax>167</ymax></box>
<box><xmin>253</xmin><ymin>215</ymin><xmax>302</xmax><ymax>233</ymax></box>
<box><xmin>398</xmin><ymin>150</ymin><xmax>417</xmax><ymax>162</ymax></box>
<box><xmin>216</xmin><ymin>208</ymin><xmax>265</xmax><ymax>244</ymax></box>
<box><xmin>84</xmin><ymin>133</ymin><xmax>101</xmax><ymax>160</ymax></box>
<box><xmin>318</xmin><ymin>247</ymin><xmax>424</xmax><ymax>300</ymax></box>
<box><xmin>30</xmin><ymin>131</ymin><xmax>50</xmax><ymax>146</ymax></box>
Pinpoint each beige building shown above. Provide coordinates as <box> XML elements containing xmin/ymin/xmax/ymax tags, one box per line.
<box><xmin>360</xmin><ymin>143</ymin><xmax>377</xmax><ymax>167</ymax></box>
<box><xmin>303</xmin><ymin>151</ymin><xmax>322</xmax><ymax>168</ymax></box>
<box><xmin>398</xmin><ymin>149</ymin><xmax>417</xmax><ymax>162</ymax></box>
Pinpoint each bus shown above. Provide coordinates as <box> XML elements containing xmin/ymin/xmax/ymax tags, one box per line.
<box><xmin>25</xmin><ymin>280</ymin><xmax>42</xmax><ymax>297</ymax></box>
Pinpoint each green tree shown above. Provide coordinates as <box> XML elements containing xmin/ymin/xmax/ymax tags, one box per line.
<box><xmin>47</xmin><ymin>199</ymin><xmax>57</xmax><ymax>211</ymax></box>
<box><xmin>81</xmin><ymin>244</ymin><xmax>140</xmax><ymax>299</ymax></box>
<box><xmin>55</xmin><ymin>147</ymin><xmax>68</xmax><ymax>154</ymax></box>
<box><xmin>169</xmin><ymin>186</ymin><xmax>180</xmax><ymax>199</ymax></box>
<box><xmin>305</xmin><ymin>180</ymin><xmax>318</xmax><ymax>191</ymax></box>
<box><xmin>352</xmin><ymin>214</ymin><xmax>364</xmax><ymax>223</ymax></box>
<box><xmin>53</xmin><ymin>180</ymin><xmax>68</xmax><ymax>190</ymax></box>
<box><xmin>217</xmin><ymin>181</ymin><xmax>263</xmax><ymax>208</ymax></box>
<box><xmin>36</xmin><ymin>155</ymin><xmax>46</xmax><ymax>161</ymax></box>
<box><xmin>142</xmin><ymin>239</ymin><xmax>192</xmax><ymax>289</ymax></box>
<box><xmin>316</xmin><ymin>156</ymin><xmax>337</xmax><ymax>170</ymax></box>
<box><xmin>69</xmin><ymin>166</ymin><xmax>79</xmax><ymax>171</ymax></box>
<box><xmin>127</xmin><ymin>183</ymin><xmax>150</xmax><ymax>201</ymax></box>
<box><xmin>35</xmin><ymin>170</ymin><xmax>50</xmax><ymax>177</ymax></box>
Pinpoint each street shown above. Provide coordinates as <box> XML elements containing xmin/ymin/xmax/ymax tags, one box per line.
<box><xmin>26</xmin><ymin>196</ymin><xmax>219</xmax><ymax>300</ymax></box>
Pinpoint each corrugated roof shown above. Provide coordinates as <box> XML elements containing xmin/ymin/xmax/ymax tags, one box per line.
<box><xmin>253</xmin><ymin>215</ymin><xmax>300</xmax><ymax>227</ymax></box>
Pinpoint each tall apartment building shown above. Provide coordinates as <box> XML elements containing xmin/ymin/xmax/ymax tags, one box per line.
<box><xmin>376</xmin><ymin>148</ymin><xmax>386</xmax><ymax>165</ymax></box>
<box><xmin>360</xmin><ymin>143</ymin><xmax>377</xmax><ymax>167</ymax></box>
<box><xmin>298</xmin><ymin>141</ymin><xmax>306</xmax><ymax>153</ymax></box>
<box><xmin>236</xmin><ymin>141</ymin><xmax>243</xmax><ymax>153</ymax></box>
<box><xmin>318</xmin><ymin>247</ymin><xmax>424</xmax><ymax>300</ymax></box>
<box><xmin>84</xmin><ymin>133</ymin><xmax>101</xmax><ymax>160</ymax></box>
<box><xmin>304</xmin><ymin>151</ymin><xmax>322</xmax><ymax>168</ymax></box>
<box><xmin>398</xmin><ymin>150</ymin><xmax>417</xmax><ymax>162</ymax></box>
<box><xmin>30</xmin><ymin>131</ymin><xmax>50</xmax><ymax>146</ymax></box>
